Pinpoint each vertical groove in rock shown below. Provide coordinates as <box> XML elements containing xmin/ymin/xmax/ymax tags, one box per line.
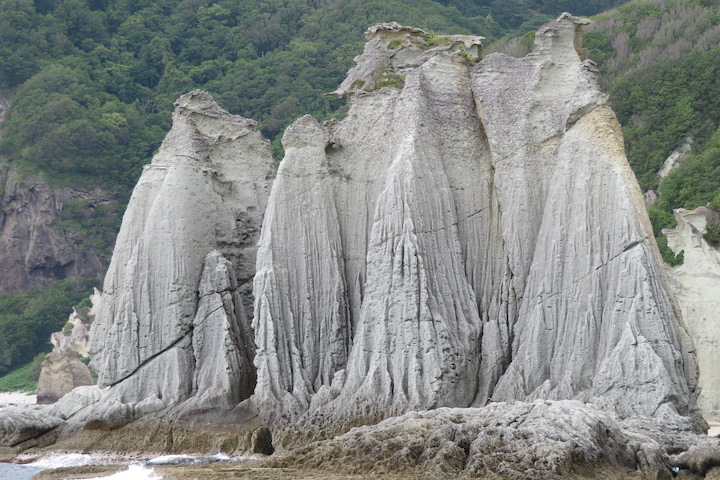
<box><xmin>253</xmin><ymin>116</ymin><xmax>350</xmax><ymax>421</ymax></box>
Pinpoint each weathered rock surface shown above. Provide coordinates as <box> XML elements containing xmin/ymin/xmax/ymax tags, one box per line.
<box><xmin>0</xmin><ymin>16</ymin><xmax>706</xmax><ymax>479</ymax></box>
<box><xmin>665</xmin><ymin>207</ymin><xmax>720</xmax><ymax>419</ymax></box>
<box><xmin>87</xmin><ymin>90</ymin><xmax>275</xmax><ymax>418</ymax></box>
<box><xmin>0</xmin><ymin>95</ymin><xmax>110</xmax><ymax>292</ymax></box>
<box><xmin>36</xmin><ymin>353</ymin><xmax>93</xmax><ymax>405</ymax></box>
<box><xmin>0</xmin><ymin>170</ymin><xmax>111</xmax><ymax>293</ymax></box>
<box><xmin>272</xmin><ymin>400</ymin><xmax>711</xmax><ymax>479</ymax></box>
<box><xmin>252</xmin><ymin>13</ymin><xmax>697</xmax><ymax>434</ymax></box>
<box><xmin>36</xmin><ymin>289</ymin><xmax>101</xmax><ymax>404</ymax></box>
<box><xmin>0</xmin><ymin>405</ymin><xmax>62</xmax><ymax>448</ymax></box>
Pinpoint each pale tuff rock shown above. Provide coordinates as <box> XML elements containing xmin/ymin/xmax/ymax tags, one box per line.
<box><xmin>253</xmin><ymin>13</ymin><xmax>697</xmax><ymax>430</ymax></box>
<box><xmin>36</xmin><ymin>289</ymin><xmax>100</xmax><ymax>404</ymax></box>
<box><xmin>188</xmin><ymin>251</ymin><xmax>256</xmax><ymax>410</ymax></box>
<box><xmin>658</xmin><ymin>136</ymin><xmax>694</xmax><ymax>180</ymax></box>
<box><xmin>3</xmin><ymin>15</ymin><xmax>703</xmax><ymax>473</ymax></box>
<box><xmin>88</xmin><ymin>90</ymin><xmax>275</xmax><ymax>414</ymax></box>
<box><xmin>36</xmin><ymin>355</ymin><xmax>93</xmax><ymax>406</ymax></box>
<box><xmin>252</xmin><ymin>115</ymin><xmax>350</xmax><ymax>421</ymax></box>
<box><xmin>665</xmin><ymin>207</ymin><xmax>720</xmax><ymax>419</ymax></box>
<box><xmin>0</xmin><ymin>405</ymin><xmax>62</xmax><ymax>448</ymax></box>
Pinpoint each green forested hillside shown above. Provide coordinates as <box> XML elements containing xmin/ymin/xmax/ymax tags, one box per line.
<box><xmin>0</xmin><ymin>279</ymin><xmax>96</xmax><ymax>377</ymax></box>
<box><xmin>0</xmin><ymin>0</ymin><xmax>625</xmax><ymax>196</ymax></box>
<box><xmin>579</xmin><ymin>0</ymin><xmax>720</xmax><ymax>263</ymax></box>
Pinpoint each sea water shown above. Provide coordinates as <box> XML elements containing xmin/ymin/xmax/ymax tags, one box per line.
<box><xmin>0</xmin><ymin>461</ymin><xmax>163</xmax><ymax>480</ymax></box>
<box><xmin>0</xmin><ymin>452</ymin><xmax>244</xmax><ymax>480</ymax></box>
<box><xmin>0</xmin><ymin>462</ymin><xmax>46</xmax><ymax>480</ymax></box>
<box><xmin>0</xmin><ymin>453</ymin><xmax>97</xmax><ymax>480</ymax></box>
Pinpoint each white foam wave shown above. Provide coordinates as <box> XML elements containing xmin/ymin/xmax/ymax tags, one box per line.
<box><xmin>65</xmin><ymin>464</ymin><xmax>162</xmax><ymax>480</ymax></box>
<box><xmin>29</xmin><ymin>453</ymin><xmax>96</xmax><ymax>468</ymax></box>
<box><xmin>146</xmin><ymin>454</ymin><xmax>195</xmax><ymax>465</ymax></box>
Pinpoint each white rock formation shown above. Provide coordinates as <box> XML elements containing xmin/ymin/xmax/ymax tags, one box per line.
<box><xmin>658</xmin><ymin>136</ymin><xmax>694</xmax><ymax>180</ymax></box>
<box><xmin>252</xmin><ymin>14</ymin><xmax>698</xmax><ymax>431</ymax></box>
<box><xmin>36</xmin><ymin>289</ymin><xmax>101</xmax><ymax>404</ymax></box>
<box><xmin>87</xmin><ymin>90</ymin><xmax>275</xmax><ymax>415</ymax></box>
<box><xmin>0</xmin><ymin>18</ymin><xmax>710</xmax><ymax>474</ymax></box>
<box><xmin>665</xmin><ymin>207</ymin><xmax>720</xmax><ymax>419</ymax></box>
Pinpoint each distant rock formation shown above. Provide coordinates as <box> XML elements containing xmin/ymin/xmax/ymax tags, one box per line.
<box><xmin>0</xmin><ymin>170</ymin><xmax>111</xmax><ymax>293</ymax></box>
<box><xmin>0</xmin><ymin>95</ymin><xmax>111</xmax><ymax>293</ymax></box>
<box><xmin>36</xmin><ymin>289</ymin><xmax>100</xmax><ymax>404</ymax></box>
<box><xmin>665</xmin><ymin>206</ymin><xmax>720</xmax><ymax>419</ymax></box>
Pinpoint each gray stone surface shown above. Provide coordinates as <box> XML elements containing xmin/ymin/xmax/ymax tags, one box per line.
<box><xmin>36</xmin><ymin>352</ymin><xmax>93</xmax><ymax>405</ymax></box>
<box><xmin>0</xmin><ymin>171</ymin><xmax>110</xmax><ymax>293</ymax></box>
<box><xmin>0</xmin><ymin>405</ymin><xmax>61</xmax><ymax>447</ymax></box>
<box><xmin>36</xmin><ymin>290</ymin><xmax>100</xmax><ymax>404</ymax></box>
<box><xmin>87</xmin><ymin>90</ymin><xmax>275</xmax><ymax>415</ymax></box>
<box><xmin>252</xmin><ymin>14</ymin><xmax>698</xmax><ymax>431</ymax></box>
<box><xmin>1</xmin><ymin>17</ymin><xmax>704</xmax><ymax>477</ymax></box>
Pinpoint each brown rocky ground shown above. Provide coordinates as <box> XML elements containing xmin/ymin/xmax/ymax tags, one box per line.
<box><xmin>30</xmin><ymin>463</ymin><xmax>439</xmax><ymax>480</ymax></box>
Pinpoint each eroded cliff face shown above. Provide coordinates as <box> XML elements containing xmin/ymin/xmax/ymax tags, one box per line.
<box><xmin>0</xmin><ymin>97</ymin><xmax>113</xmax><ymax>293</ymax></box>
<box><xmin>0</xmin><ymin>169</ymin><xmax>111</xmax><ymax>293</ymax></box>
<box><xmin>665</xmin><ymin>207</ymin><xmax>720</xmax><ymax>419</ymax></box>
<box><xmin>0</xmin><ymin>95</ymin><xmax>111</xmax><ymax>292</ymax></box>
<box><xmin>252</xmin><ymin>15</ymin><xmax>697</xmax><ymax>432</ymax></box>
<box><xmin>87</xmin><ymin>90</ymin><xmax>275</xmax><ymax>419</ymax></box>
<box><xmin>18</xmin><ymin>15</ymin><xmax>700</xmax><ymax>461</ymax></box>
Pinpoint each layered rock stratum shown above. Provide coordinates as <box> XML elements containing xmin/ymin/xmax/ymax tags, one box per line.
<box><xmin>665</xmin><ymin>207</ymin><xmax>720</xmax><ymax>419</ymax></box>
<box><xmin>0</xmin><ymin>14</ymin><xmax>712</xmax><ymax>479</ymax></box>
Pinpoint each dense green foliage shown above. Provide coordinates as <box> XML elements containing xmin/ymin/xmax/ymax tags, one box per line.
<box><xmin>0</xmin><ymin>362</ymin><xmax>40</xmax><ymax>393</ymax></box>
<box><xmin>0</xmin><ymin>279</ymin><xmax>97</xmax><ymax>377</ymax></box>
<box><xmin>0</xmin><ymin>0</ymin><xmax>631</xmax><ymax>195</ymax></box>
<box><xmin>654</xmin><ymin>127</ymin><xmax>720</xmax><ymax>213</ymax></box>
<box><xmin>587</xmin><ymin>0</ymin><xmax>720</xmax><ymax>194</ymax></box>
<box><xmin>52</xmin><ymin>198</ymin><xmax>124</xmax><ymax>257</ymax></box>
<box><xmin>576</xmin><ymin>0</ymin><xmax>720</xmax><ymax>261</ymax></box>
<box><xmin>0</xmin><ymin>0</ymin><xmax>504</xmax><ymax>194</ymax></box>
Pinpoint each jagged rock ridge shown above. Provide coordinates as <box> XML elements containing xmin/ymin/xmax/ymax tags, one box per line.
<box><xmin>36</xmin><ymin>289</ymin><xmax>101</xmax><ymax>405</ymax></box>
<box><xmin>252</xmin><ymin>15</ymin><xmax>697</xmax><ymax>430</ymax></box>
<box><xmin>1</xmin><ymin>16</ymin><xmax>703</xmax><ymax>471</ymax></box>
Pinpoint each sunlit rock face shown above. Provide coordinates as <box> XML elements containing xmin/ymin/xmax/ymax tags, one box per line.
<box><xmin>665</xmin><ymin>207</ymin><xmax>720</xmax><ymax>419</ymax></box>
<box><xmin>252</xmin><ymin>15</ymin><xmax>698</xmax><ymax>430</ymax></box>
<box><xmin>88</xmin><ymin>90</ymin><xmax>275</xmax><ymax>414</ymax></box>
